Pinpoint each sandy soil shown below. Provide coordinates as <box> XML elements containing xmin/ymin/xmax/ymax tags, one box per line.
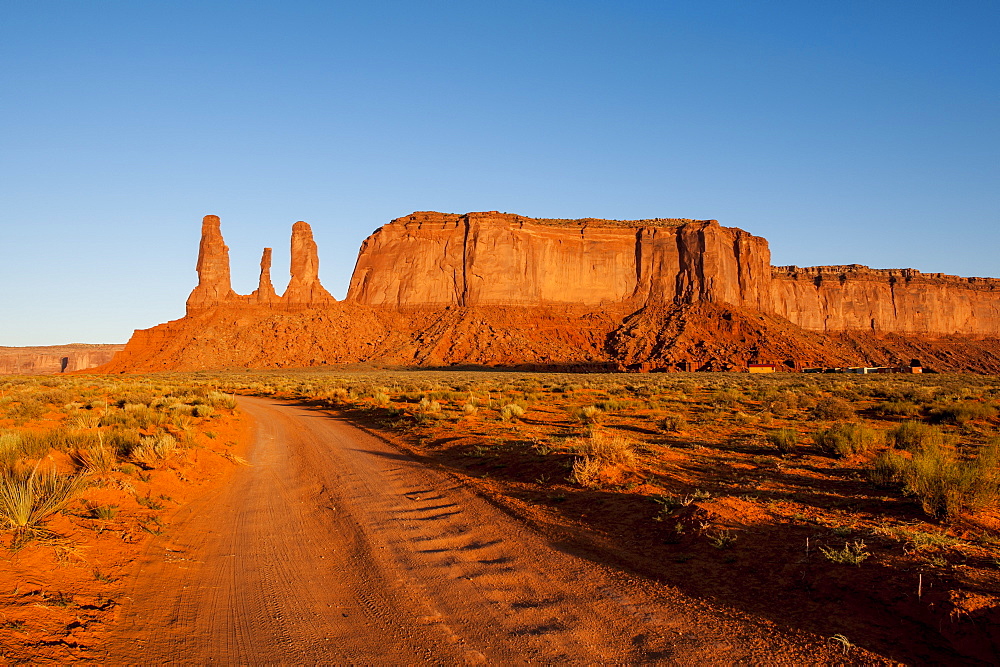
<box><xmin>104</xmin><ymin>396</ymin><xmax>853</xmax><ymax>664</ymax></box>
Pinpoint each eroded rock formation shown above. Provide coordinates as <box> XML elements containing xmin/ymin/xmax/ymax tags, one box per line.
<box><xmin>94</xmin><ymin>211</ymin><xmax>1000</xmax><ymax>374</ymax></box>
<box><xmin>186</xmin><ymin>217</ymin><xmax>335</xmax><ymax>313</ymax></box>
<box><xmin>185</xmin><ymin>215</ymin><xmax>236</xmax><ymax>312</ymax></box>
<box><xmin>285</xmin><ymin>221</ymin><xmax>336</xmax><ymax>306</ymax></box>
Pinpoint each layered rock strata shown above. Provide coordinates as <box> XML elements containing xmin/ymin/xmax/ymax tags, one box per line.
<box><xmin>771</xmin><ymin>265</ymin><xmax>1000</xmax><ymax>335</ymax></box>
<box><xmin>347</xmin><ymin>211</ymin><xmax>771</xmax><ymax>310</ymax></box>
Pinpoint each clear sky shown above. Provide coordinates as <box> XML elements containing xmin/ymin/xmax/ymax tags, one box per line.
<box><xmin>1</xmin><ymin>0</ymin><xmax>997</xmax><ymax>346</ymax></box>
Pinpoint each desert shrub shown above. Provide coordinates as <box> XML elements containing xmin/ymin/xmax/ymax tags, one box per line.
<box><xmin>711</xmin><ymin>388</ymin><xmax>744</xmax><ymax>407</ymax></box>
<box><xmin>656</xmin><ymin>414</ymin><xmax>688</xmax><ymax>433</ymax></box>
<box><xmin>8</xmin><ymin>400</ymin><xmax>45</xmax><ymax>424</ymax></box>
<box><xmin>500</xmin><ymin>403</ymin><xmax>526</xmax><ymax>422</ymax></box>
<box><xmin>889</xmin><ymin>421</ymin><xmax>947</xmax><ymax>452</ymax></box>
<box><xmin>191</xmin><ymin>404</ymin><xmax>215</xmax><ymax>419</ymax></box>
<box><xmin>205</xmin><ymin>391</ymin><xmax>238</xmax><ymax>410</ymax></box>
<box><xmin>418</xmin><ymin>397</ymin><xmax>442</xmax><ymax>414</ymax></box>
<box><xmin>929</xmin><ymin>401</ymin><xmax>997</xmax><ymax>425</ymax></box>
<box><xmin>131</xmin><ymin>434</ymin><xmax>179</xmax><ymax>468</ymax></box>
<box><xmin>820</xmin><ymin>540</ymin><xmax>870</xmax><ymax>565</ymax></box>
<box><xmin>812</xmin><ymin>397</ymin><xmax>855</xmax><ymax>421</ymax></box>
<box><xmin>869</xmin><ymin>449</ymin><xmax>909</xmax><ymax>487</ymax></box>
<box><xmin>767</xmin><ymin>428</ymin><xmax>798</xmax><ymax>454</ymax></box>
<box><xmin>0</xmin><ymin>466</ymin><xmax>88</xmax><ymax>548</ymax></box>
<box><xmin>571</xmin><ymin>405</ymin><xmax>603</xmax><ymax>424</ymax></box>
<box><xmin>71</xmin><ymin>442</ymin><xmax>118</xmax><ymax>474</ymax></box>
<box><xmin>870</xmin><ymin>442</ymin><xmax>1000</xmax><ymax>519</ymax></box>
<box><xmin>876</xmin><ymin>400</ymin><xmax>921</xmax><ymax>418</ymax></box>
<box><xmin>570</xmin><ymin>429</ymin><xmax>636</xmax><ymax>465</ymax></box>
<box><xmin>814</xmin><ymin>423</ymin><xmax>883</xmax><ymax>457</ymax></box>
<box><xmin>569</xmin><ymin>456</ymin><xmax>604</xmax><ymax>488</ymax></box>
<box><xmin>595</xmin><ymin>399</ymin><xmax>628</xmax><ymax>412</ymax></box>
<box><xmin>68</xmin><ymin>409</ymin><xmax>102</xmax><ymax>429</ymax></box>
<box><xmin>373</xmin><ymin>392</ymin><xmax>390</xmax><ymax>406</ymax></box>
<box><xmin>462</xmin><ymin>403</ymin><xmax>478</xmax><ymax>416</ymax></box>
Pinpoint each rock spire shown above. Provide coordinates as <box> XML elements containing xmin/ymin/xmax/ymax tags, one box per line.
<box><xmin>185</xmin><ymin>216</ymin><xmax>336</xmax><ymax>313</ymax></box>
<box><xmin>284</xmin><ymin>221</ymin><xmax>335</xmax><ymax>306</ymax></box>
<box><xmin>186</xmin><ymin>215</ymin><xmax>237</xmax><ymax>312</ymax></box>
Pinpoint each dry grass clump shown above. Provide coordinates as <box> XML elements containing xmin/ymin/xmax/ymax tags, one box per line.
<box><xmin>0</xmin><ymin>465</ymin><xmax>88</xmax><ymax>549</ymax></box>
<box><xmin>500</xmin><ymin>403</ymin><xmax>526</xmax><ymax>422</ymax></box>
<box><xmin>570</xmin><ymin>405</ymin><xmax>603</xmax><ymax>424</ymax></box>
<box><xmin>888</xmin><ymin>421</ymin><xmax>948</xmax><ymax>452</ymax></box>
<box><xmin>870</xmin><ymin>442</ymin><xmax>1000</xmax><ymax>519</ymax></box>
<box><xmin>814</xmin><ymin>423</ymin><xmax>883</xmax><ymax>458</ymax></box>
<box><xmin>565</xmin><ymin>429</ymin><xmax>637</xmax><ymax>488</ymax></box>
<box><xmin>812</xmin><ymin>397</ymin><xmax>855</xmax><ymax>421</ymax></box>
<box><xmin>928</xmin><ymin>401</ymin><xmax>997</xmax><ymax>425</ymax></box>
<box><xmin>767</xmin><ymin>428</ymin><xmax>798</xmax><ymax>454</ymax></box>
<box><xmin>569</xmin><ymin>429</ymin><xmax>636</xmax><ymax>465</ymax></box>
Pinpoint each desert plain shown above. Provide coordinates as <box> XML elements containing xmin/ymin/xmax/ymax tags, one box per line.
<box><xmin>2</xmin><ymin>212</ymin><xmax>1000</xmax><ymax>664</ymax></box>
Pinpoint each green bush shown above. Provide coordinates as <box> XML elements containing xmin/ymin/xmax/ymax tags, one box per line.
<box><xmin>814</xmin><ymin>423</ymin><xmax>883</xmax><ymax>457</ymax></box>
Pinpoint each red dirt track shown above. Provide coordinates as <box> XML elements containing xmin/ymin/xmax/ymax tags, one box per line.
<box><xmin>106</xmin><ymin>397</ymin><xmax>855</xmax><ymax>663</ymax></box>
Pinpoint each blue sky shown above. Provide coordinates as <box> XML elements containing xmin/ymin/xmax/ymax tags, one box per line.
<box><xmin>1</xmin><ymin>1</ymin><xmax>997</xmax><ymax>345</ymax></box>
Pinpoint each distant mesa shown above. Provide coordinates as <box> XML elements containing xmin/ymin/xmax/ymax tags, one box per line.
<box><xmin>93</xmin><ymin>211</ymin><xmax>1000</xmax><ymax>374</ymax></box>
<box><xmin>0</xmin><ymin>344</ymin><xmax>125</xmax><ymax>375</ymax></box>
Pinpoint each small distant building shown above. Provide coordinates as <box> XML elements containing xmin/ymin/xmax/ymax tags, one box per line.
<box><xmin>748</xmin><ymin>363</ymin><xmax>778</xmax><ymax>374</ymax></box>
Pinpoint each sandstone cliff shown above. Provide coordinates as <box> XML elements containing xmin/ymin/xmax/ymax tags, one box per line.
<box><xmin>771</xmin><ymin>265</ymin><xmax>1000</xmax><ymax>336</ymax></box>
<box><xmin>0</xmin><ymin>344</ymin><xmax>125</xmax><ymax>375</ymax></box>
<box><xmin>346</xmin><ymin>211</ymin><xmax>771</xmax><ymax>311</ymax></box>
<box><xmin>93</xmin><ymin>211</ymin><xmax>1000</xmax><ymax>375</ymax></box>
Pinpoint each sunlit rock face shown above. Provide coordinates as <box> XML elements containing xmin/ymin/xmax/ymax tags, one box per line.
<box><xmin>346</xmin><ymin>211</ymin><xmax>772</xmax><ymax>311</ymax></box>
<box><xmin>95</xmin><ymin>211</ymin><xmax>1000</xmax><ymax>375</ymax></box>
<box><xmin>771</xmin><ymin>265</ymin><xmax>1000</xmax><ymax>335</ymax></box>
<box><xmin>185</xmin><ymin>216</ymin><xmax>335</xmax><ymax>314</ymax></box>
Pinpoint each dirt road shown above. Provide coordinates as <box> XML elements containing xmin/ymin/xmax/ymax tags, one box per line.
<box><xmin>107</xmin><ymin>396</ymin><xmax>840</xmax><ymax>664</ymax></box>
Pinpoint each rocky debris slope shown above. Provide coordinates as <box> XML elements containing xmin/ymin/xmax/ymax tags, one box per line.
<box><xmin>0</xmin><ymin>344</ymin><xmax>124</xmax><ymax>374</ymax></box>
<box><xmin>94</xmin><ymin>212</ymin><xmax>1000</xmax><ymax>374</ymax></box>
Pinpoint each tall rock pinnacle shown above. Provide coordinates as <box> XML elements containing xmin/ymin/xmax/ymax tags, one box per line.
<box><xmin>186</xmin><ymin>215</ymin><xmax>236</xmax><ymax>313</ymax></box>
<box><xmin>251</xmin><ymin>247</ymin><xmax>278</xmax><ymax>304</ymax></box>
<box><xmin>283</xmin><ymin>221</ymin><xmax>335</xmax><ymax>305</ymax></box>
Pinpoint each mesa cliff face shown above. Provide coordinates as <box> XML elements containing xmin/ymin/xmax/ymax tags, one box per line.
<box><xmin>347</xmin><ymin>211</ymin><xmax>772</xmax><ymax>311</ymax></box>
<box><xmin>771</xmin><ymin>265</ymin><xmax>1000</xmax><ymax>335</ymax></box>
<box><xmin>0</xmin><ymin>344</ymin><xmax>125</xmax><ymax>375</ymax></box>
<box><xmin>94</xmin><ymin>211</ymin><xmax>1000</xmax><ymax>375</ymax></box>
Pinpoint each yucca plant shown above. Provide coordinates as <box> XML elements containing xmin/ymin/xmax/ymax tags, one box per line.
<box><xmin>0</xmin><ymin>465</ymin><xmax>88</xmax><ymax>548</ymax></box>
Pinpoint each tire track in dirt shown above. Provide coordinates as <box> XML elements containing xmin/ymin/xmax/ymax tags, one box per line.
<box><xmin>107</xmin><ymin>396</ymin><xmax>843</xmax><ymax>664</ymax></box>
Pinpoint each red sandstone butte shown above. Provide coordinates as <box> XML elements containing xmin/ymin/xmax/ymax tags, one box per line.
<box><xmin>94</xmin><ymin>212</ymin><xmax>1000</xmax><ymax>374</ymax></box>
